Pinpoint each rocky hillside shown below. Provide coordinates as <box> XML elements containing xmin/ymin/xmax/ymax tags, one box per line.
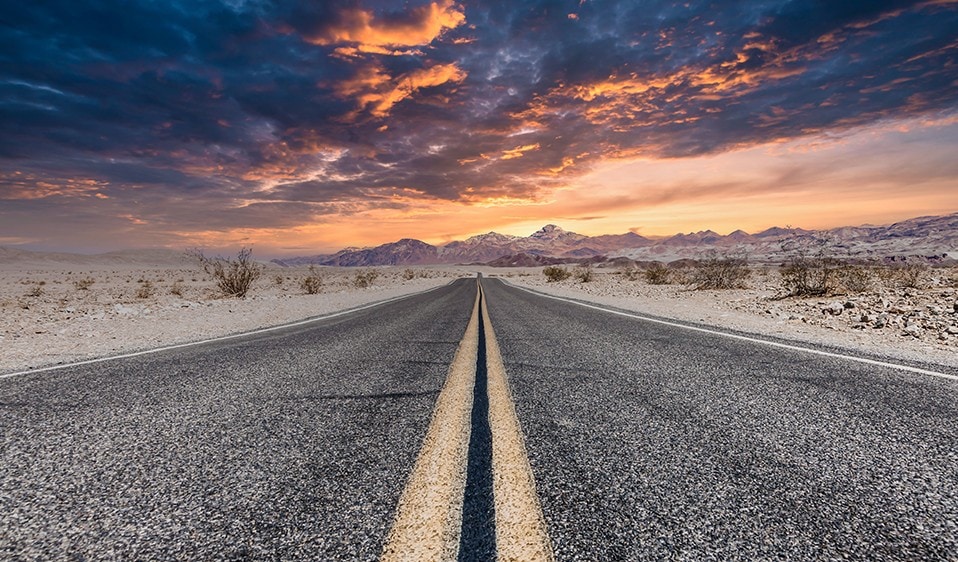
<box><xmin>271</xmin><ymin>213</ymin><xmax>958</xmax><ymax>267</ymax></box>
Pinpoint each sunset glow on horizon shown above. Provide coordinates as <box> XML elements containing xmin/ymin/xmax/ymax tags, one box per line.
<box><xmin>2</xmin><ymin>1</ymin><xmax>957</xmax><ymax>257</ymax></box>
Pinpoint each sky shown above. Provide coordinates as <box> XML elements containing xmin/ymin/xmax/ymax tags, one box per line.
<box><xmin>1</xmin><ymin>0</ymin><xmax>957</xmax><ymax>256</ymax></box>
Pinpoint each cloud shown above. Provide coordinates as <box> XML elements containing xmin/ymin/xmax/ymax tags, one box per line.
<box><xmin>335</xmin><ymin>61</ymin><xmax>467</xmax><ymax>118</ymax></box>
<box><xmin>0</xmin><ymin>0</ymin><xmax>956</xmax><ymax>252</ymax></box>
<box><xmin>301</xmin><ymin>0</ymin><xmax>465</xmax><ymax>50</ymax></box>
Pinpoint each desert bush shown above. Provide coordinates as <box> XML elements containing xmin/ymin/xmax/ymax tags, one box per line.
<box><xmin>300</xmin><ymin>266</ymin><xmax>323</xmax><ymax>294</ymax></box>
<box><xmin>135</xmin><ymin>280</ymin><xmax>155</xmax><ymax>299</ymax></box>
<box><xmin>403</xmin><ymin>268</ymin><xmax>418</xmax><ymax>281</ymax></box>
<box><xmin>274</xmin><ymin>274</ymin><xmax>284</xmax><ymax>286</ymax></box>
<box><xmin>690</xmin><ymin>251</ymin><xmax>751</xmax><ymax>290</ymax></box>
<box><xmin>836</xmin><ymin>265</ymin><xmax>873</xmax><ymax>294</ymax></box>
<box><xmin>169</xmin><ymin>281</ymin><xmax>184</xmax><ymax>297</ymax></box>
<box><xmin>620</xmin><ymin>267</ymin><xmax>641</xmax><ymax>281</ymax></box>
<box><xmin>25</xmin><ymin>284</ymin><xmax>44</xmax><ymax>297</ymax></box>
<box><xmin>895</xmin><ymin>263</ymin><xmax>929</xmax><ymax>289</ymax></box>
<box><xmin>74</xmin><ymin>277</ymin><xmax>95</xmax><ymax>291</ymax></box>
<box><xmin>573</xmin><ymin>266</ymin><xmax>594</xmax><ymax>283</ymax></box>
<box><xmin>353</xmin><ymin>269</ymin><xmax>380</xmax><ymax>288</ymax></box>
<box><xmin>780</xmin><ymin>256</ymin><xmax>841</xmax><ymax>296</ymax></box>
<box><xmin>543</xmin><ymin>265</ymin><xmax>571</xmax><ymax>282</ymax></box>
<box><xmin>644</xmin><ymin>263</ymin><xmax>672</xmax><ymax>285</ymax></box>
<box><xmin>188</xmin><ymin>247</ymin><xmax>262</xmax><ymax>298</ymax></box>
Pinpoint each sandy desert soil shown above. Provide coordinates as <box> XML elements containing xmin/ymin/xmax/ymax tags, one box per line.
<box><xmin>495</xmin><ymin>266</ymin><xmax>958</xmax><ymax>369</ymax></box>
<box><xmin>0</xmin><ymin>254</ymin><xmax>467</xmax><ymax>373</ymax></box>
<box><xmin>3</xmin><ymin>251</ymin><xmax>956</xmax><ymax>375</ymax></box>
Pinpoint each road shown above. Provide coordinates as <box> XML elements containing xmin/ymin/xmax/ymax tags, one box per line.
<box><xmin>481</xmin><ymin>278</ymin><xmax>958</xmax><ymax>561</ymax></box>
<box><xmin>2</xmin><ymin>276</ymin><xmax>958</xmax><ymax>561</ymax></box>
<box><xmin>0</xmin><ymin>279</ymin><xmax>476</xmax><ymax>561</ymax></box>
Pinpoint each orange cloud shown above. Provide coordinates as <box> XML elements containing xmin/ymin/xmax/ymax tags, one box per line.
<box><xmin>570</xmin><ymin>74</ymin><xmax>674</xmax><ymax>102</ymax></box>
<box><xmin>501</xmin><ymin>143</ymin><xmax>540</xmax><ymax>160</ymax></box>
<box><xmin>516</xmin><ymin>37</ymin><xmax>816</xmax><ymax>134</ymax></box>
<box><xmin>305</xmin><ymin>0</ymin><xmax>465</xmax><ymax>51</ymax></box>
<box><xmin>338</xmin><ymin>62</ymin><xmax>467</xmax><ymax>118</ymax></box>
<box><xmin>332</xmin><ymin>45</ymin><xmax>424</xmax><ymax>58</ymax></box>
<box><xmin>0</xmin><ymin>172</ymin><xmax>108</xmax><ymax>200</ymax></box>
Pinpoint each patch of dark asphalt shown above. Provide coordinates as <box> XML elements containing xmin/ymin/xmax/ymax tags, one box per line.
<box><xmin>482</xmin><ymin>278</ymin><xmax>958</xmax><ymax>562</ymax></box>
<box><xmin>458</xmin><ymin>291</ymin><xmax>497</xmax><ymax>562</ymax></box>
<box><xmin>0</xmin><ymin>279</ymin><xmax>477</xmax><ymax>561</ymax></box>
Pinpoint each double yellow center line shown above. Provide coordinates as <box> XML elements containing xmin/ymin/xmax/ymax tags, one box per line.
<box><xmin>381</xmin><ymin>280</ymin><xmax>554</xmax><ymax>562</ymax></box>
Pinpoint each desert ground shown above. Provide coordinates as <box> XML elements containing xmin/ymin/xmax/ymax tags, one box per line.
<box><xmin>496</xmin><ymin>264</ymin><xmax>958</xmax><ymax>368</ymax></box>
<box><xmin>2</xmin><ymin>250</ymin><xmax>956</xmax><ymax>373</ymax></box>
<box><xmin>0</xmin><ymin>250</ymin><xmax>467</xmax><ymax>373</ymax></box>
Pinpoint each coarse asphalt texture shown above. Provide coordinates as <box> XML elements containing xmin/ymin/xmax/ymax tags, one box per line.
<box><xmin>480</xmin><ymin>278</ymin><xmax>958</xmax><ymax>561</ymax></box>
<box><xmin>0</xmin><ymin>279</ymin><xmax>476</xmax><ymax>561</ymax></box>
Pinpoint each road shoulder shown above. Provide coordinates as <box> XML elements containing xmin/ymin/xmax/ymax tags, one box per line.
<box><xmin>501</xmin><ymin>277</ymin><xmax>958</xmax><ymax>376</ymax></box>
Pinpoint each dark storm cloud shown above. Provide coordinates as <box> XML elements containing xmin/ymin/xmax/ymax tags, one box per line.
<box><xmin>2</xmin><ymin>0</ymin><xmax>957</xmax><ymax>234</ymax></box>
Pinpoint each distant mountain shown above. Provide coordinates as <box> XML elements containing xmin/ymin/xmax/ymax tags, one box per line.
<box><xmin>271</xmin><ymin>212</ymin><xmax>958</xmax><ymax>267</ymax></box>
<box><xmin>304</xmin><ymin>239</ymin><xmax>439</xmax><ymax>267</ymax></box>
<box><xmin>614</xmin><ymin>213</ymin><xmax>958</xmax><ymax>264</ymax></box>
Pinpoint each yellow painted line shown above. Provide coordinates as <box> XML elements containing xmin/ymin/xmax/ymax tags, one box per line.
<box><xmin>480</xmin><ymin>284</ymin><xmax>555</xmax><ymax>562</ymax></box>
<box><xmin>380</xmin><ymin>286</ymin><xmax>480</xmax><ymax>562</ymax></box>
<box><xmin>382</xmin><ymin>281</ymin><xmax>555</xmax><ymax>561</ymax></box>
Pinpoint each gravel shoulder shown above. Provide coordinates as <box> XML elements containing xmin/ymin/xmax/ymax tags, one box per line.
<box><xmin>495</xmin><ymin>268</ymin><xmax>958</xmax><ymax>370</ymax></box>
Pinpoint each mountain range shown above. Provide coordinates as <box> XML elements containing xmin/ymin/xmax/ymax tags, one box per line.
<box><xmin>272</xmin><ymin>213</ymin><xmax>958</xmax><ymax>267</ymax></box>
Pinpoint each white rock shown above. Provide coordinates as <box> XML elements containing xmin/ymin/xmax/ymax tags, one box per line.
<box><xmin>823</xmin><ymin>302</ymin><xmax>844</xmax><ymax>316</ymax></box>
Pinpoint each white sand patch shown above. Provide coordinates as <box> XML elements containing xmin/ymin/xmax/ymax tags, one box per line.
<box><xmin>0</xmin><ymin>253</ymin><xmax>472</xmax><ymax>373</ymax></box>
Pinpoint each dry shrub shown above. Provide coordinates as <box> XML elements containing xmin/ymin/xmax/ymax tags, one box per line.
<box><xmin>274</xmin><ymin>274</ymin><xmax>285</xmax><ymax>286</ymax></box>
<box><xmin>620</xmin><ymin>267</ymin><xmax>641</xmax><ymax>281</ymax></box>
<box><xmin>895</xmin><ymin>263</ymin><xmax>929</xmax><ymax>289</ymax></box>
<box><xmin>25</xmin><ymin>284</ymin><xmax>44</xmax><ymax>298</ymax></box>
<box><xmin>170</xmin><ymin>281</ymin><xmax>184</xmax><ymax>297</ymax></box>
<box><xmin>573</xmin><ymin>266</ymin><xmax>594</xmax><ymax>283</ymax></box>
<box><xmin>777</xmin><ymin>236</ymin><xmax>843</xmax><ymax>297</ymax></box>
<box><xmin>644</xmin><ymin>263</ymin><xmax>672</xmax><ymax>285</ymax></box>
<box><xmin>543</xmin><ymin>265</ymin><xmax>571</xmax><ymax>282</ymax></box>
<box><xmin>353</xmin><ymin>269</ymin><xmax>379</xmax><ymax>288</ymax></box>
<box><xmin>691</xmin><ymin>252</ymin><xmax>751</xmax><ymax>290</ymax></box>
<box><xmin>836</xmin><ymin>265</ymin><xmax>873</xmax><ymax>294</ymax></box>
<box><xmin>947</xmin><ymin>268</ymin><xmax>958</xmax><ymax>288</ymax></box>
<box><xmin>74</xmin><ymin>277</ymin><xmax>95</xmax><ymax>291</ymax></box>
<box><xmin>780</xmin><ymin>256</ymin><xmax>840</xmax><ymax>297</ymax></box>
<box><xmin>188</xmin><ymin>247</ymin><xmax>262</xmax><ymax>298</ymax></box>
<box><xmin>300</xmin><ymin>266</ymin><xmax>323</xmax><ymax>294</ymax></box>
<box><xmin>135</xmin><ymin>280</ymin><xmax>155</xmax><ymax>299</ymax></box>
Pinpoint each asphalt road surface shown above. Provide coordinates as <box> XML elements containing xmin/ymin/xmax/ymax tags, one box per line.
<box><xmin>0</xmin><ymin>279</ymin><xmax>476</xmax><ymax>561</ymax></box>
<box><xmin>481</xmin><ymin>278</ymin><xmax>958</xmax><ymax>561</ymax></box>
<box><xmin>3</xmin><ymin>276</ymin><xmax>958</xmax><ymax>561</ymax></box>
